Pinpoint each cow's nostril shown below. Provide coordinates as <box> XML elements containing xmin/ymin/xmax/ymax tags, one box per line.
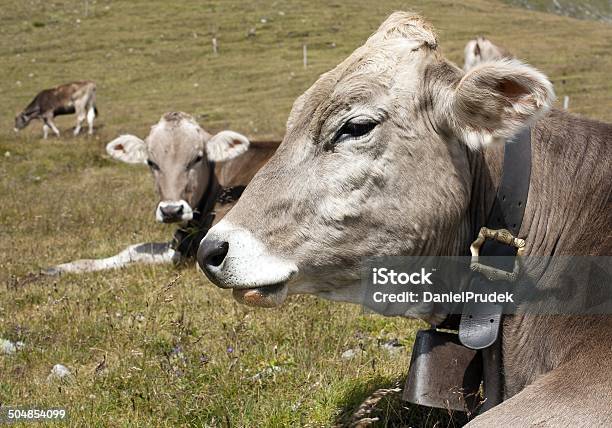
<box><xmin>210</xmin><ymin>251</ymin><xmax>225</xmax><ymax>266</ymax></box>
<box><xmin>197</xmin><ymin>239</ymin><xmax>230</xmax><ymax>272</ymax></box>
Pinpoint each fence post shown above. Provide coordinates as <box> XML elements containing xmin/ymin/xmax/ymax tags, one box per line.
<box><xmin>212</xmin><ymin>37</ymin><xmax>218</xmax><ymax>56</ymax></box>
<box><xmin>563</xmin><ymin>95</ymin><xmax>569</xmax><ymax>110</ymax></box>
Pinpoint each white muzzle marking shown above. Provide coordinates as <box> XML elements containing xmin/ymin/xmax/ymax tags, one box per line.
<box><xmin>156</xmin><ymin>200</ymin><xmax>194</xmax><ymax>223</ymax></box>
<box><xmin>203</xmin><ymin>220</ymin><xmax>298</xmax><ymax>306</ymax></box>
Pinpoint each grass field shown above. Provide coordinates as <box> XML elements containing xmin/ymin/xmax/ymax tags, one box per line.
<box><xmin>1</xmin><ymin>0</ymin><xmax>611</xmax><ymax>426</ymax></box>
<box><xmin>504</xmin><ymin>0</ymin><xmax>612</xmax><ymax>22</ymax></box>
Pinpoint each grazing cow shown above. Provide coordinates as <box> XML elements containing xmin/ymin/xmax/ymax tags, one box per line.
<box><xmin>14</xmin><ymin>81</ymin><xmax>98</xmax><ymax>138</ymax></box>
<box><xmin>46</xmin><ymin>112</ymin><xmax>278</xmax><ymax>274</ymax></box>
<box><xmin>197</xmin><ymin>13</ymin><xmax>612</xmax><ymax>426</ymax></box>
<box><xmin>464</xmin><ymin>36</ymin><xmax>512</xmax><ymax>71</ymax></box>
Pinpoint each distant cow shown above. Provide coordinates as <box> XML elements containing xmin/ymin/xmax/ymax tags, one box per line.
<box><xmin>464</xmin><ymin>36</ymin><xmax>512</xmax><ymax>71</ymax></box>
<box><xmin>14</xmin><ymin>81</ymin><xmax>98</xmax><ymax>138</ymax></box>
<box><xmin>45</xmin><ymin>112</ymin><xmax>278</xmax><ymax>274</ymax></box>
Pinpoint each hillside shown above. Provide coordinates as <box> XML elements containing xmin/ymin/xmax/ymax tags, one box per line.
<box><xmin>505</xmin><ymin>0</ymin><xmax>612</xmax><ymax>23</ymax></box>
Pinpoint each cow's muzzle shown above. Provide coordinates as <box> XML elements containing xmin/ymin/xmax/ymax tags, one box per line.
<box><xmin>197</xmin><ymin>220</ymin><xmax>297</xmax><ymax>307</ymax></box>
<box><xmin>156</xmin><ymin>200</ymin><xmax>193</xmax><ymax>223</ymax></box>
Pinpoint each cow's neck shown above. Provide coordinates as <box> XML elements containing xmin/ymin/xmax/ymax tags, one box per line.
<box><xmin>172</xmin><ymin>162</ymin><xmax>219</xmax><ymax>258</ymax></box>
<box><xmin>172</xmin><ymin>162</ymin><xmax>249</xmax><ymax>259</ymax></box>
<box><xmin>469</xmin><ymin>109</ymin><xmax>609</xmax><ymax>258</ymax></box>
<box><xmin>465</xmin><ymin>109</ymin><xmax>612</xmax><ymax>396</ymax></box>
<box><xmin>194</xmin><ymin>161</ymin><xmax>220</xmax><ymax>222</ymax></box>
<box><xmin>464</xmin><ymin>139</ymin><xmax>506</xmax><ymax>251</ymax></box>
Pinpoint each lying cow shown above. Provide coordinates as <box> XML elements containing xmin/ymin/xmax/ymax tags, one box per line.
<box><xmin>14</xmin><ymin>81</ymin><xmax>98</xmax><ymax>138</ymax></box>
<box><xmin>197</xmin><ymin>13</ymin><xmax>611</xmax><ymax>426</ymax></box>
<box><xmin>46</xmin><ymin>111</ymin><xmax>278</xmax><ymax>274</ymax></box>
<box><xmin>464</xmin><ymin>36</ymin><xmax>512</xmax><ymax>71</ymax></box>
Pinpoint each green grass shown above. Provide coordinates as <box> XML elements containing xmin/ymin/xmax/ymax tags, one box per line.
<box><xmin>504</xmin><ymin>0</ymin><xmax>612</xmax><ymax>22</ymax></box>
<box><xmin>1</xmin><ymin>0</ymin><xmax>611</xmax><ymax>426</ymax></box>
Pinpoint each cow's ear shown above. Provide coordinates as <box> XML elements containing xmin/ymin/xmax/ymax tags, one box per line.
<box><xmin>106</xmin><ymin>135</ymin><xmax>148</xmax><ymax>164</ymax></box>
<box><xmin>205</xmin><ymin>130</ymin><xmax>250</xmax><ymax>162</ymax></box>
<box><xmin>463</xmin><ymin>39</ymin><xmax>481</xmax><ymax>71</ymax></box>
<box><xmin>450</xmin><ymin>59</ymin><xmax>555</xmax><ymax>148</ymax></box>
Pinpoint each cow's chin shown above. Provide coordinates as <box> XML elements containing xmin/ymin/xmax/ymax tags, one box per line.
<box><xmin>232</xmin><ymin>283</ymin><xmax>288</xmax><ymax>307</ymax></box>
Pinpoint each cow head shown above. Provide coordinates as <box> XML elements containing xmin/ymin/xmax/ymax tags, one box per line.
<box><xmin>197</xmin><ymin>13</ymin><xmax>554</xmax><ymax>318</ymax></box>
<box><xmin>464</xmin><ymin>36</ymin><xmax>513</xmax><ymax>71</ymax></box>
<box><xmin>14</xmin><ymin>111</ymin><xmax>33</xmax><ymax>131</ymax></box>
<box><xmin>106</xmin><ymin>112</ymin><xmax>249</xmax><ymax>224</ymax></box>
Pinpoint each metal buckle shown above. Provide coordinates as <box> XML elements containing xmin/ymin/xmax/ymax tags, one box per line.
<box><xmin>470</xmin><ymin>227</ymin><xmax>526</xmax><ymax>282</ymax></box>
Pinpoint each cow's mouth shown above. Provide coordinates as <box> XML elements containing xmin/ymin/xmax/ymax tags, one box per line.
<box><xmin>161</xmin><ymin>216</ymin><xmax>189</xmax><ymax>224</ymax></box>
<box><xmin>232</xmin><ymin>283</ymin><xmax>288</xmax><ymax>308</ymax></box>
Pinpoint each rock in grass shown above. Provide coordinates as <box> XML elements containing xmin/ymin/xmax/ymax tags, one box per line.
<box><xmin>341</xmin><ymin>348</ymin><xmax>359</xmax><ymax>360</ymax></box>
<box><xmin>0</xmin><ymin>338</ymin><xmax>24</xmax><ymax>355</ymax></box>
<box><xmin>1</xmin><ymin>338</ymin><xmax>17</xmax><ymax>355</ymax></box>
<box><xmin>251</xmin><ymin>365</ymin><xmax>282</xmax><ymax>381</ymax></box>
<box><xmin>48</xmin><ymin>364</ymin><xmax>73</xmax><ymax>381</ymax></box>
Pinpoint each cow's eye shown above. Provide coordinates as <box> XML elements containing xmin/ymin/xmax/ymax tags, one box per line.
<box><xmin>333</xmin><ymin>119</ymin><xmax>378</xmax><ymax>145</ymax></box>
<box><xmin>186</xmin><ymin>154</ymin><xmax>204</xmax><ymax>170</ymax></box>
<box><xmin>147</xmin><ymin>159</ymin><xmax>160</xmax><ymax>171</ymax></box>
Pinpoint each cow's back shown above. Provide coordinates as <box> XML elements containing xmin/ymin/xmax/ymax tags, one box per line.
<box><xmin>209</xmin><ymin>141</ymin><xmax>278</xmax><ymax>224</ymax></box>
<box><xmin>215</xmin><ymin>140</ymin><xmax>278</xmax><ymax>188</ymax></box>
<box><xmin>29</xmin><ymin>81</ymin><xmax>95</xmax><ymax>114</ymax></box>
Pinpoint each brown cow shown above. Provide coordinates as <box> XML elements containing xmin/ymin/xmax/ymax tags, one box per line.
<box><xmin>14</xmin><ymin>81</ymin><xmax>97</xmax><ymax>138</ymax></box>
<box><xmin>197</xmin><ymin>13</ymin><xmax>612</xmax><ymax>426</ymax></box>
<box><xmin>46</xmin><ymin>112</ymin><xmax>278</xmax><ymax>274</ymax></box>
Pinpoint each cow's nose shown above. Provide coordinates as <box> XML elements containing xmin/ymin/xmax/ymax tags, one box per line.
<box><xmin>197</xmin><ymin>238</ymin><xmax>230</xmax><ymax>277</ymax></box>
<box><xmin>160</xmin><ymin>204</ymin><xmax>183</xmax><ymax>218</ymax></box>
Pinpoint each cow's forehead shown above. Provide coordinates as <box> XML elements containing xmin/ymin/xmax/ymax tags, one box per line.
<box><xmin>147</xmin><ymin>114</ymin><xmax>204</xmax><ymax>160</ymax></box>
<box><xmin>291</xmin><ymin>42</ymin><xmax>434</xmax><ymax>135</ymax></box>
<box><xmin>291</xmin><ymin>13</ymin><xmax>439</xmax><ymax>122</ymax></box>
<box><xmin>334</xmin><ymin>11</ymin><xmax>438</xmax><ymax>83</ymax></box>
<box><xmin>336</xmin><ymin>42</ymin><xmax>429</xmax><ymax>93</ymax></box>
